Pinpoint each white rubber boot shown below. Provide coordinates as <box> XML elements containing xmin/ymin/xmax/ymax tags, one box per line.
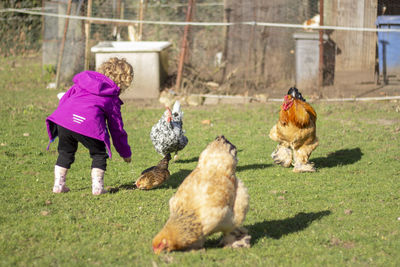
<box><xmin>91</xmin><ymin>168</ymin><xmax>107</xmax><ymax>195</ymax></box>
<box><xmin>53</xmin><ymin>165</ymin><xmax>70</xmax><ymax>193</ymax></box>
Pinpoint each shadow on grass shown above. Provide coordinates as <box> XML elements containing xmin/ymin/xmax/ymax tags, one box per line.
<box><xmin>202</xmin><ymin>210</ymin><xmax>331</xmax><ymax>249</ymax></box>
<box><xmin>236</xmin><ymin>163</ymin><xmax>272</xmax><ymax>172</ymax></box>
<box><xmin>160</xmin><ymin>169</ymin><xmax>192</xmax><ymax>189</ymax></box>
<box><xmin>110</xmin><ymin>162</ymin><xmax>272</xmax><ymax>193</ymax></box>
<box><xmin>108</xmin><ymin>169</ymin><xmax>192</xmax><ymax>193</ymax></box>
<box><xmin>174</xmin><ymin>157</ymin><xmax>199</xmax><ymax>164</ymax></box>
<box><xmin>108</xmin><ymin>183</ymin><xmax>136</xmax><ymax>193</ymax></box>
<box><xmin>247</xmin><ymin>210</ymin><xmax>331</xmax><ymax>244</ymax></box>
<box><xmin>312</xmin><ymin>148</ymin><xmax>363</xmax><ymax>168</ymax></box>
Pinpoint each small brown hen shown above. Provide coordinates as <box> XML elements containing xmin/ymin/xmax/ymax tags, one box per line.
<box><xmin>135</xmin><ymin>153</ymin><xmax>171</xmax><ymax>190</ymax></box>
<box><xmin>152</xmin><ymin>136</ymin><xmax>250</xmax><ymax>253</ymax></box>
<box><xmin>269</xmin><ymin>87</ymin><xmax>319</xmax><ymax>172</ymax></box>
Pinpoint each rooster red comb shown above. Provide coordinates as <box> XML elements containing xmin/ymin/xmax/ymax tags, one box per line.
<box><xmin>164</xmin><ymin>106</ymin><xmax>172</xmax><ymax>123</ymax></box>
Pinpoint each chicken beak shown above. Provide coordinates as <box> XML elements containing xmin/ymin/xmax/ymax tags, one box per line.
<box><xmin>153</xmin><ymin>238</ymin><xmax>168</xmax><ymax>254</ymax></box>
<box><xmin>153</xmin><ymin>244</ymin><xmax>164</xmax><ymax>254</ymax></box>
<box><xmin>153</xmin><ymin>247</ymin><xmax>161</xmax><ymax>254</ymax></box>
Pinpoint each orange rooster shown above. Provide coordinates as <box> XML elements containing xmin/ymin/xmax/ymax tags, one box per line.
<box><xmin>152</xmin><ymin>136</ymin><xmax>250</xmax><ymax>253</ymax></box>
<box><xmin>269</xmin><ymin>87</ymin><xmax>319</xmax><ymax>172</ymax></box>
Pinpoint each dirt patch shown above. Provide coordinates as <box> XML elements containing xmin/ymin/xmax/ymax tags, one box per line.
<box><xmin>174</xmin><ymin>69</ymin><xmax>400</xmax><ymax>100</ymax></box>
<box><xmin>366</xmin><ymin>119</ymin><xmax>400</xmax><ymax>126</ymax></box>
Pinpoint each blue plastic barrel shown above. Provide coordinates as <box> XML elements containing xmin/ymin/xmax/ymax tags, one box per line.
<box><xmin>376</xmin><ymin>15</ymin><xmax>400</xmax><ymax>84</ymax></box>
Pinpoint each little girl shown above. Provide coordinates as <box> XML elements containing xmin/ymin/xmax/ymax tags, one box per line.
<box><xmin>46</xmin><ymin>57</ymin><xmax>133</xmax><ymax>195</ymax></box>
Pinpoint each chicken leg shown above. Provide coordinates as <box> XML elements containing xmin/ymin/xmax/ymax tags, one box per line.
<box><xmin>293</xmin><ymin>139</ymin><xmax>319</xmax><ymax>172</ymax></box>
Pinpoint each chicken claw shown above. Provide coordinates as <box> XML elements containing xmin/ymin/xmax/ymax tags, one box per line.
<box><xmin>293</xmin><ymin>162</ymin><xmax>316</xmax><ymax>173</ymax></box>
<box><xmin>221</xmin><ymin>227</ymin><xmax>251</xmax><ymax>248</ymax></box>
<box><xmin>271</xmin><ymin>145</ymin><xmax>293</xmax><ymax>168</ymax></box>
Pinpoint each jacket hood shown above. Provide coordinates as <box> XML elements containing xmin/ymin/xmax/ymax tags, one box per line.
<box><xmin>73</xmin><ymin>70</ymin><xmax>120</xmax><ymax>96</ymax></box>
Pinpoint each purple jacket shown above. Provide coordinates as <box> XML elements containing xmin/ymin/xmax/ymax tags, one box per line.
<box><xmin>46</xmin><ymin>70</ymin><xmax>131</xmax><ymax>158</ymax></box>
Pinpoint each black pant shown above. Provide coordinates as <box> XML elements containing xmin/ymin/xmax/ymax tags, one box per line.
<box><xmin>56</xmin><ymin>125</ymin><xmax>108</xmax><ymax>170</ymax></box>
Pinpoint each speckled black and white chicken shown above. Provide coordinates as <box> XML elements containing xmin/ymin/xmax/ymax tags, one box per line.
<box><xmin>150</xmin><ymin>101</ymin><xmax>188</xmax><ymax>160</ymax></box>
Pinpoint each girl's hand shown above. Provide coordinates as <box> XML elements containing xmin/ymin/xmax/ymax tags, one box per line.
<box><xmin>123</xmin><ymin>157</ymin><xmax>131</xmax><ymax>163</ymax></box>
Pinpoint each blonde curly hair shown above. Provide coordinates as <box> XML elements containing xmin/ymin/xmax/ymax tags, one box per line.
<box><xmin>97</xmin><ymin>57</ymin><xmax>134</xmax><ymax>94</ymax></box>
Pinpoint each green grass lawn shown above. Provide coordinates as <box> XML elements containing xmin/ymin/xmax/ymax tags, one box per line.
<box><xmin>0</xmin><ymin>56</ymin><xmax>399</xmax><ymax>266</ymax></box>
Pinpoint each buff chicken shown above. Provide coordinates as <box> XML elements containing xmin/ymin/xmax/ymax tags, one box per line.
<box><xmin>152</xmin><ymin>136</ymin><xmax>250</xmax><ymax>253</ymax></box>
<box><xmin>135</xmin><ymin>153</ymin><xmax>171</xmax><ymax>190</ymax></box>
<box><xmin>269</xmin><ymin>87</ymin><xmax>319</xmax><ymax>172</ymax></box>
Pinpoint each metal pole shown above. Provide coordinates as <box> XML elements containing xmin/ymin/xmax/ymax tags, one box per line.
<box><xmin>175</xmin><ymin>0</ymin><xmax>195</xmax><ymax>91</ymax></box>
<box><xmin>55</xmin><ymin>0</ymin><xmax>72</xmax><ymax>89</ymax></box>
<box><xmin>84</xmin><ymin>0</ymin><xmax>92</xmax><ymax>70</ymax></box>
<box><xmin>318</xmin><ymin>0</ymin><xmax>324</xmax><ymax>89</ymax></box>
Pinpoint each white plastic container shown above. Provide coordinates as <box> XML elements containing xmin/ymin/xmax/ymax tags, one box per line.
<box><xmin>293</xmin><ymin>33</ymin><xmax>328</xmax><ymax>90</ymax></box>
<box><xmin>91</xmin><ymin>41</ymin><xmax>172</xmax><ymax>99</ymax></box>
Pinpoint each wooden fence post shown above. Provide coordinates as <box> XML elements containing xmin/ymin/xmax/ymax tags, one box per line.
<box><xmin>55</xmin><ymin>0</ymin><xmax>72</xmax><ymax>89</ymax></box>
<box><xmin>84</xmin><ymin>0</ymin><xmax>92</xmax><ymax>70</ymax></box>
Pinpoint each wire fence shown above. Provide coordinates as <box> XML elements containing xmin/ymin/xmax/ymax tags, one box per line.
<box><xmin>1</xmin><ymin>0</ymin><xmax>400</xmax><ymax>99</ymax></box>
